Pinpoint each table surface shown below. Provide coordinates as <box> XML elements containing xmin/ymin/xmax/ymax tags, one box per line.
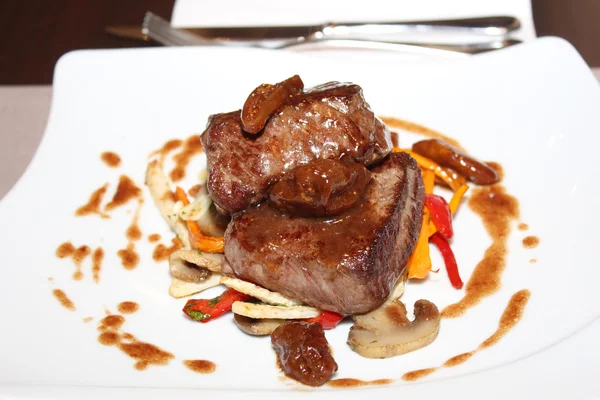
<box><xmin>1</xmin><ymin>67</ymin><xmax>599</xmax><ymax>200</ymax></box>
<box><xmin>0</xmin><ymin>1</ymin><xmax>599</xmax><ymax>84</ymax></box>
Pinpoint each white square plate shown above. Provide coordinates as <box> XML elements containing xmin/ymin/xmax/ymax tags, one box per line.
<box><xmin>1</xmin><ymin>38</ymin><xmax>599</xmax><ymax>399</ymax></box>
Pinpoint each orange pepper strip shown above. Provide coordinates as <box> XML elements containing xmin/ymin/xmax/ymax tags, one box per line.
<box><xmin>393</xmin><ymin>148</ymin><xmax>465</xmax><ymax>191</ymax></box>
<box><xmin>175</xmin><ymin>187</ymin><xmax>224</xmax><ymax>253</ymax></box>
<box><xmin>407</xmin><ymin>169</ymin><xmax>433</xmax><ymax>279</ymax></box>
<box><xmin>407</xmin><ymin>208</ymin><xmax>433</xmax><ymax>279</ymax></box>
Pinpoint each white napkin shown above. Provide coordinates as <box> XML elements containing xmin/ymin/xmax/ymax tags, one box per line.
<box><xmin>171</xmin><ymin>0</ymin><xmax>536</xmax><ymax>42</ymax></box>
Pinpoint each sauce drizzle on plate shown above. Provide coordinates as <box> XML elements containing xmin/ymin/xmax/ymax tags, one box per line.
<box><xmin>328</xmin><ymin>378</ymin><xmax>393</xmax><ymax>388</ymax></box>
<box><xmin>56</xmin><ymin>242</ymin><xmax>91</xmax><ymax>280</ymax></box>
<box><xmin>75</xmin><ymin>183</ymin><xmax>110</xmax><ymax>218</ymax></box>
<box><xmin>52</xmin><ymin>289</ymin><xmax>75</xmax><ymax>311</ymax></box>
<box><xmin>183</xmin><ymin>360</ymin><xmax>216</xmax><ymax>374</ymax></box>
<box><xmin>403</xmin><ymin>289</ymin><xmax>531</xmax><ymax>381</ymax></box>
<box><xmin>101</xmin><ymin>151</ymin><xmax>121</xmax><ymax>168</ymax></box>
<box><xmin>442</xmin><ymin>185</ymin><xmax>520</xmax><ymax>318</ymax></box>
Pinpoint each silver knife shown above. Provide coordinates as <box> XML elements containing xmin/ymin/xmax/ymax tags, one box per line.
<box><xmin>136</xmin><ymin>14</ymin><xmax>520</xmax><ymax>41</ymax></box>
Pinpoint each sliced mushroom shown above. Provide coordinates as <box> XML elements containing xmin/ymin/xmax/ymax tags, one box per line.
<box><xmin>347</xmin><ymin>299</ymin><xmax>440</xmax><ymax>359</ymax></box>
<box><xmin>168</xmin><ymin>249</ymin><xmax>222</xmax><ymax>283</ymax></box>
<box><xmin>169</xmin><ymin>274</ymin><xmax>222</xmax><ymax>298</ymax></box>
<box><xmin>234</xmin><ymin>314</ymin><xmax>283</xmax><ymax>336</ymax></box>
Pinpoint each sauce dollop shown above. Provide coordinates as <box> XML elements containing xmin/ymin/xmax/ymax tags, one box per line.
<box><xmin>101</xmin><ymin>152</ymin><xmax>121</xmax><ymax>168</ymax></box>
<box><xmin>270</xmin><ymin>159</ymin><xmax>371</xmax><ymax>217</ymax></box>
<box><xmin>183</xmin><ymin>359</ymin><xmax>216</xmax><ymax>374</ymax></box>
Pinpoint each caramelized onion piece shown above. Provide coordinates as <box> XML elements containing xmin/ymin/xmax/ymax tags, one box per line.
<box><xmin>241</xmin><ymin>75</ymin><xmax>304</xmax><ymax>134</ymax></box>
<box><xmin>412</xmin><ymin>139</ymin><xmax>498</xmax><ymax>185</ymax></box>
<box><xmin>271</xmin><ymin>321</ymin><xmax>338</xmax><ymax>387</ymax></box>
<box><xmin>270</xmin><ymin>159</ymin><xmax>371</xmax><ymax>217</ymax></box>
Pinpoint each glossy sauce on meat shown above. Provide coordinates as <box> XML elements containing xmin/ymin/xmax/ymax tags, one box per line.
<box><xmin>271</xmin><ymin>321</ymin><xmax>338</xmax><ymax>387</ymax></box>
<box><xmin>270</xmin><ymin>159</ymin><xmax>371</xmax><ymax>217</ymax></box>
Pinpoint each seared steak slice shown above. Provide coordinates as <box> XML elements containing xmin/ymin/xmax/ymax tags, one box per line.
<box><xmin>200</xmin><ymin>82</ymin><xmax>392</xmax><ymax>214</ymax></box>
<box><xmin>223</xmin><ymin>152</ymin><xmax>424</xmax><ymax>315</ymax></box>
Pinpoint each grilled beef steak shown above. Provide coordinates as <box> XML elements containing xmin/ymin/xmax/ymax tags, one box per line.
<box><xmin>200</xmin><ymin>81</ymin><xmax>392</xmax><ymax>215</ymax></box>
<box><xmin>223</xmin><ymin>152</ymin><xmax>424</xmax><ymax>315</ymax></box>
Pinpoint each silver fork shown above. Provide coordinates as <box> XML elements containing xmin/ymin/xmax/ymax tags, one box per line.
<box><xmin>142</xmin><ymin>12</ymin><xmax>521</xmax><ymax>55</ymax></box>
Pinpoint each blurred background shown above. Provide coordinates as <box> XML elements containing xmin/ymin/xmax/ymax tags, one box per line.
<box><xmin>0</xmin><ymin>0</ymin><xmax>598</xmax><ymax>84</ymax></box>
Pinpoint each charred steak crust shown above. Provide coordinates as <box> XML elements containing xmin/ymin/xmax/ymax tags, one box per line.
<box><xmin>224</xmin><ymin>152</ymin><xmax>424</xmax><ymax>315</ymax></box>
<box><xmin>200</xmin><ymin>82</ymin><xmax>392</xmax><ymax>215</ymax></box>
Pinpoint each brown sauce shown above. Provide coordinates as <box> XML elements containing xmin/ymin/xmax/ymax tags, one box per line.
<box><xmin>75</xmin><ymin>183</ymin><xmax>110</xmax><ymax>218</ymax></box>
<box><xmin>529</xmin><ymin>258</ymin><xmax>537</xmax><ymax>264</ymax></box>
<box><xmin>170</xmin><ymin>135</ymin><xmax>203</xmax><ymax>182</ymax></box>
<box><xmin>442</xmin><ymin>185</ymin><xmax>519</xmax><ymax>318</ymax></box>
<box><xmin>117</xmin><ymin>201</ymin><xmax>143</xmax><ymax>270</ymax></box>
<box><xmin>522</xmin><ymin>236</ymin><xmax>540</xmax><ymax>249</ymax></box>
<box><xmin>443</xmin><ymin>352</ymin><xmax>474</xmax><ymax>367</ymax></box>
<box><xmin>150</xmin><ymin>139</ymin><xmax>183</xmax><ymax>165</ymax></box>
<box><xmin>56</xmin><ymin>242</ymin><xmax>91</xmax><ymax>280</ymax></box>
<box><xmin>188</xmin><ymin>184</ymin><xmax>202</xmax><ymax>198</ymax></box>
<box><xmin>83</xmin><ymin>317</ymin><xmax>93</xmax><ymax>323</ymax></box>
<box><xmin>118</xmin><ymin>301</ymin><xmax>139</xmax><ymax>314</ymax></box>
<box><xmin>402</xmin><ymin>368</ymin><xmax>438</xmax><ymax>381</ymax></box>
<box><xmin>97</xmin><ymin>314</ymin><xmax>174</xmax><ymax>370</ymax></box>
<box><xmin>518</xmin><ymin>223</ymin><xmax>529</xmax><ymax>231</ymax></box>
<box><xmin>126</xmin><ymin>200</ymin><xmax>143</xmax><ymax>242</ymax></box>
<box><xmin>390</xmin><ymin>131</ymin><xmax>399</xmax><ymax>148</ymax></box>
<box><xmin>117</xmin><ymin>244</ymin><xmax>139</xmax><ymax>270</ymax></box>
<box><xmin>52</xmin><ymin>289</ymin><xmax>75</xmax><ymax>311</ymax></box>
<box><xmin>148</xmin><ymin>234</ymin><xmax>161</xmax><ymax>243</ymax></box>
<box><xmin>379</xmin><ymin>116</ymin><xmax>465</xmax><ymax>151</ymax></box>
<box><xmin>105</xmin><ymin>175</ymin><xmax>142</xmax><ymax>211</ymax></box>
<box><xmin>152</xmin><ymin>238</ymin><xmax>183</xmax><ymax>262</ymax></box>
<box><xmin>183</xmin><ymin>359</ymin><xmax>216</xmax><ymax>374</ymax></box>
<box><xmin>403</xmin><ymin>290</ymin><xmax>531</xmax><ymax>381</ymax></box>
<box><xmin>92</xmin><ymin>247</ymin><xmax>104</xmax><ymax>283</ymax></box>
<box><xmin>486</xmin><ymin>161</ymin><xmax>504</xmax><ymax>182</ymax></box>
<box><xmin>162</xmin><ymin>190</ymin><xmax>178</xmax><ymax>203</ymax></box>
<box><xmin>328</xmin><ymin>378</ymin><xmax>393</xmax><ymax>388</ymax></box>
<box><xmin>101</xmin><ymin>151</ymin><xmax>121</xmax><ymax>168</ymax></box>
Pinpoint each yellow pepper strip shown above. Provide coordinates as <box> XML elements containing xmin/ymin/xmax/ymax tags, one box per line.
<box><xmin>393</xmin><ymin>148</ymin><xmax>466</xmax><ymax>191</ymax></box>
<box><xmin>448</xmin><ymin>184</ymin><xmax>470</xmax><ymax>214</ymax></box>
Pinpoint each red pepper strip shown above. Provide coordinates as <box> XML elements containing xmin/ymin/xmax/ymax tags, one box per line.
<box><xmin>429</xmin><ymin>232</ymin><xmax>463</xmax><ymax>289</ymax></box>
<box><xmin>183</xmin><ymin>288</ymin><xmax>252</xmax><ymax>323</ymax></box>
<box><xmin>425</xmin><ymin>194</ymin><xmax>454</xmax><ymax>239</ymax></box>
<box><xmin>305</xmin><ymin>311</ymin><xmax>344</xmax><ymax>330</ymax></box>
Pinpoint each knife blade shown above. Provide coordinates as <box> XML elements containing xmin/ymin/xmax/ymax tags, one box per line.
<box><xmin>106</xmin><ymin>15</ymin><xmax>519</xmax><ymax>43</ymax></box>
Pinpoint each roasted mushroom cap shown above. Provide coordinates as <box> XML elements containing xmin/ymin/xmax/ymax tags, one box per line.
<box><xmin>234</xmin><ymin>314</ymin><xmax>284</xmax><ymax>336</ymax></box>
<box><xmin>347</xmin><ymin>299</ymin><xmax>440</xmax><ymax>359</ymax></box>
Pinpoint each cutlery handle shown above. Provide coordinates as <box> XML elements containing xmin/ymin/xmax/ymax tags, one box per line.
<box><xmin>325</xmin><ymin>16</ymin><xmax>521</xmax><ymax>37</ymax></box>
